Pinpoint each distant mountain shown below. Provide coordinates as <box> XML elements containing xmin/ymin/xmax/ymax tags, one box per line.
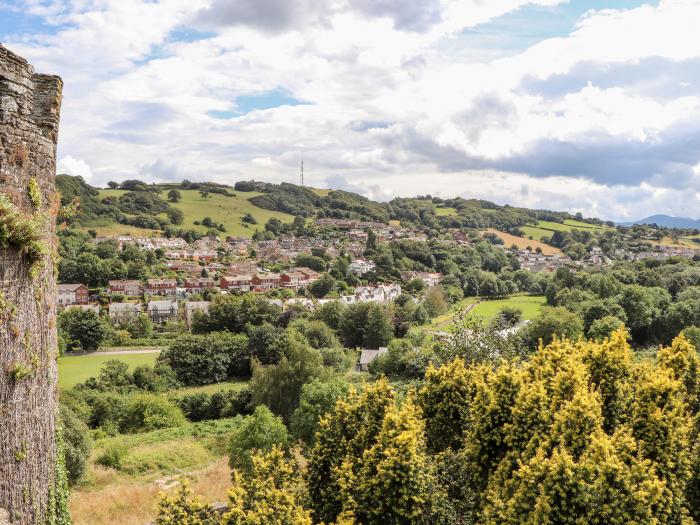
<box><xmin>619</xmin><ymin>214</ymin><xmax>700</xmax><ymax>229</ymax></box>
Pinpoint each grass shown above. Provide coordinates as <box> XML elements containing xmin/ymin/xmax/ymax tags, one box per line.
<box><xmin>431</xmin><ymin>295</ymin><xmax>546</xmax><ymax>330</ymax></box>
<box><xmin>469</xmin><ymin>295</ymin><xmax>546</xmax><ymax>322</ymax></box>
<box><xmin>520</xmin><ymin>225</ymin><xmax>556</xmax><ymax>241</ymax></box>
<box><xmin>485</xmin><ymin>229</ymin><xmax>561</xmax><ymax>255</ymax></box>
<box><xmin>435</xmin><ymin>206</ymin><xmax>458</xmax><ymax>217</ymax></box>
<box><xmin>170</xmin><ymin>380</ymin><xmax>250</xmax><ymax>397</ymax></box>
<box><xmin>96</xmin><ymin>189</ymin><xmax>295</xmax><ymax>238</ymax></box>
<box><xmin>70</xmin><ymin>418</ymin><xmax>242</xmax><ymax>525</ymax></box>
<box><xmin>58</xmin><ymin>353</ymin><xmax>159</xmax><ymax>389</ymax></box>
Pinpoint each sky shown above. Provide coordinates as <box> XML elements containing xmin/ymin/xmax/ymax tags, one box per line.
<box><xmin>2</xmin><ymin>0</ymin><xmax>699</xmax><ymax>221</ymax></box>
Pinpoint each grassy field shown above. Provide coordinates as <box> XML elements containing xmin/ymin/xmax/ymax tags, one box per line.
<box><xmin>170</xmin><ymin>380</ymin><xmax>249</xmax><ymax>397</ymax></box>
<box><xmin>58</xmin><ymin>353</ymin><xmax>159</xmax><ymax>389</ymax></box>
<box><xmin>470</xmin><ymin>295</ymin><xmax>546</xmax><ymax>321</ymax></box>
<box><xmin>431</xmin><ymin>295</ymin><xmax>546</xmax><ymax>330</ymax></box>
<box><xmin>485</xmin><ymin>229</ymin><xmax>561</xmax><ymax>255</ymax></box>
<box><xmin>435</xmin><ymin>206</ymin><xmax>458</xmax><ymax>217</ymax></box>
<box><xmin>70</xmin><ymin>419</ymin><xmax>240</xmax><ymax>525</ymax></box>
<box><xmin>96</xmin><ymin>189</ymin><xmax>295</xmax><ymax>238</ymax></box>
<box><xmin>521</xmin><ymin>219</ymin><xmax>611</xmax><ymax>241</ymax></box>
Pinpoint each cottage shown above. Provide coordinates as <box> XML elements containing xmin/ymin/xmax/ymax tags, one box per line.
<box><xmin>57</xmin><ymin>284</ymin><xmax>89</xmax><ymax>306</ymax></box>
<box><xmin>220</xmin><ymin>274</ymin><xmax>252</xmax><ymax>291</ymax></box>
<box><xmin>147</xmin><ymin>278</ymin><xmax>177</xmax><ymax>296</ymax></box>
<box><xmin>108</xmin><ymin>279</ymin><xmax>142</xmax><ymax>297</ymax></box>
<box><xmin>147</xmin><ymin>300</ymin><xmax>178</xmax><ymax>324</ymax></box>
<box><xmin>184</xmin><ymin>277</ymin><xmax>216</xmax><ymax>294</ymax></box>
<box><xmin>185</xmin><ymin>301</ymin><xmax>210</xmax><ymax>328</ymax></box>
<box><xmin>109</xmin><ymin>303</ymin><xmax>142</xmax><ymax>324</ymax></box>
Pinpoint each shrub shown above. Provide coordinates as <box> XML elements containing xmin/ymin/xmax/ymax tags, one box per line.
<box><xmin>96</xmin><ymin>441</ymin><xmax>128</xmax><ymax>469</ymax></box>
<box><xmin>60</xmin><ymin>405</ymin><xmax>92</xmax><ymax>485</ymax></box>
<box><xmin>121</xmin><ymin>394</ymin><xmax>187</xmax><ymax>433</ymax></box>
<box><xmin>228</xmin><ymin>405</ymin><xmax>290</xmax><ymax>473</ymax></box>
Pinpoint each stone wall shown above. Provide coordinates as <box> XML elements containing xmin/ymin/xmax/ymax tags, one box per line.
<box><xmin>0</xmin><ymin>45</ymin><xmax>64</xmax><ymax>525</ymax></box>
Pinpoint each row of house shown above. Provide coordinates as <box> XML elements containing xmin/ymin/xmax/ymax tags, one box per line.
<box><xmin>220</xmin><ymin>267</ymin><xmax>320</xmax><ymax>292</ymax></box>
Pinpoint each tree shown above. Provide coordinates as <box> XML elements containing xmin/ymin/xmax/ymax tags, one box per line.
<box><xmin>155</xmin><ymin>482</ymin><xmax>218</xmax><ymax>525</ymax></box>
<box><xmin>58</xmin><ymin>308</ymin><xmax>108</xmax><ymax>351</ymax></box>
<box><xmin>120</xmin><ymin>393</ymin><xmax>186</xmax><ymax>433</ymax></box>
<box><xmin>249</xmin><ymin>334</ymin><xmax>326</xmax><ymax>423</ymax></box>
<box><xmin>159</xmin><ymin>332</ymin><xmax>250</xmax><ymax>386</ymax></box>
<box><xmin>167</xmin><ymin>207</ymin><xmax>184</xmax><ymax>225</ymax></box>
<box><xmin>167</xmin><ymin>189</ymin><xmax>182</xmax><ymax>203</ymax></box>
<box><xmin>524</xmin><ymin>306</ymin><xmax>583</xmax><ymax>348</ymax></box>
<box><xmin>340</xmin><ymin>303</ymin><xmax>393</xmax><ymax>349</ymax></box>
<box><xmin>107</xmin><ymin>181</ymin><xmax>119</xmax><ymax>189</ymax></box>
<box><xmin>291</xmin><ymin>377</ymin><xmax>350</xmax><ymax>443</ymax></box>
<box><xmin>223</xmin><ymin>447</ymin><xmax>312</xmax><ymax>525</ymax></box>
<box><xmin>228</xmin><ymin>406</ymin><xmax>290</xmax><ymax>473</ymax></box>
<box><xmin>59</xmin><ymin>405</ymin><xmax>91</xmax><ymax>486</ymax></box>
<box><xmin>588</xmin><ymin>315</ymin><xmax>624</xmax><ymax>341</ymax></box>
<box><xmin>308</xmin><ymin>273</ymin><xmax>336</xmax><ymax>298</ymax></box>
<box><xmin>199</xmin><ymin>188</ymin><xmax>210</xmax><ymax>199</ymax></box>
<box><xmin>0</xmin><ymin>48</ymin><xmax>65</xmax><ymax>525</ymax></box>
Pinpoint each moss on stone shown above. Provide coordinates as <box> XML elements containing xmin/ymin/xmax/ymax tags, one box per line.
<box><xmin>28</xmin><ymin>178</ymin><xmax>42</xmax><ymax>208</ymax></box>
<box><xmin>9</xmin><ymin>363</ymin><xmax>33</xmax><ymax>381</ymax></box>
<box><xmin>0</xmin><ymin>193</ymin><xmax>49</xmax><ymax>276</ymax></box>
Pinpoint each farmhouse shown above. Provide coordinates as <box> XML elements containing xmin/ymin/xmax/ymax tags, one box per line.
<box><xmin>57</xmin><ymin>284</ymin><xmax>89</xmax><ymax>306</ymax></box>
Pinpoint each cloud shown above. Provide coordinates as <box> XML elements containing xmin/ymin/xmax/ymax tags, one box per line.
<box><xmin>57</xmin><ymin>155</ymin><xmax>93</xmax><ymax>182</ymax></box>
<box><xmin>7</xmin><ymin>0</ymin><xmax>700</xmax><ymax>221</ymax></box>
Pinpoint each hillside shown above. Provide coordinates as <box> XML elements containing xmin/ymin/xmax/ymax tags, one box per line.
<box><xmin>621</xmin><ymin>214</ymin><xmax>700</xmax><ymax>229</ymax></box>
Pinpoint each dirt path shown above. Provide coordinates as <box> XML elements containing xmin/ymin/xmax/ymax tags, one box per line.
<box><xmin>94</xmin><ymin>347</ymin><xmax>164</xmax><ymax>355</ymax></box>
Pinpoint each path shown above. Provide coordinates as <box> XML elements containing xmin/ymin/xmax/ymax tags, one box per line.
<box><xmin>95</xmin><ymin>346</ymin><xmax>164</xmax><ymax>355</ymax></box>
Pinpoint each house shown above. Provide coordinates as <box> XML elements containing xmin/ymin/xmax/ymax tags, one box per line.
<box><xmin>146</xmin><ymin>278</ymin><xmax>177</xmax><ymax>296</ymax></box>
<box><xmin>65</xmin><ymin>304</ymin><xmax>100</xmax><ymax>315</ymax></box>
<box><xmin>251</xmin><ymin>273</ymin><xmax>281</xmax><ymax>291</ymax></box>
<box><xmin>109</xmin><ymin>303</ymin><xmax>142</xmax><ymax>324</ymax></box>
<box><xmin>184</xmin><ymin>277</ymin><xmax>216</xmax><ymax>294</ymax></box>
<box><xmin>57</xmin><ymin>284</ymin><xmax>89</xmax><ymax>306</ymax></box>
<box><xmin>401</xmin><ymin>271</ymin><xmax>442</xmax><ymax>287</ymax></box>
<box><xmin>348</xmin><ymin>259</ymin><xmax>376</xmax><ymax>276</ymax></box>
<box><xmin>280</xmin><ymin>267</ymin><xmax>320</xmax><ymax>289</ymax></box>
<box><xmin>354</xmin><ymin>284</ymin><xmax>402</xmax><ymax>304</ymax></box>
<box><xmin>185</xmin><ymin>301</ymin><xmax>210</xmax><ymax>328</ymax></box>
<box><xmin>220</xmin><ymin>274</ymin><xmax>252</xmax><ymax>291</ymax></box>
<box><xmin>108</xmin><ymin>280</ymin><xmax>142</xmax><ymax>297</ymax></box>
<box><xmin>357</xmin><ymin>347</ymin><xmax>388</xmax><ymax>371</ymax></box>
<box><xmin>147</xmin><ymin>300</ymin><xmax>178</xmax><ymax>324</ymax></box>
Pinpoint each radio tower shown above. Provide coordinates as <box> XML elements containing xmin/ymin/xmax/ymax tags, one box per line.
<box><xmin>300</xmin><ymin>160</ymin><xmax>304</xmax><ymax>186</ymax></box>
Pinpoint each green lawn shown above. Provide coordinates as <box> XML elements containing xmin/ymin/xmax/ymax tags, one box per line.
<box><xmin>469</xmin><ymin>295</ymin><xmax>546</xmax><ymax>322</ymax></box>
<box><xmin>96</xmin><ymin>189</ymin><xmax>295</xmax><ymax>238</ymax></box>
<box><xmin>58</xmin><ymin>353</ymin><xmax>159</xmax><ymax>389</ymax></box>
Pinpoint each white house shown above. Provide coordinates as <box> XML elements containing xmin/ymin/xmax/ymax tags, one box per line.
<box><xmin>348</xmin><ymin>259</ymin><xmax>376</xmax><ymax>276</ymax></box>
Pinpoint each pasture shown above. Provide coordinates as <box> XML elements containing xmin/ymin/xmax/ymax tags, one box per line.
<box><xmin>58</xmin><ymin>352</ymin><xmax>159</xmax><ymax>389</ymax></box>
<box><xmin>96</xmin><ymin>188</ymin><xmax>295</xmax><ymax>238</ymax></box>
<box><xmin>485</xmin><ymin>229</ymin><xmax>561</xmax><ymax>255</ymax></box>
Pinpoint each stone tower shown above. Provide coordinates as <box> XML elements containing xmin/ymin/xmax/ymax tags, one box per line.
<box><xmin>0</xmin><ymin>45</ymin><xmax>65</xmax><ymax>525</ymax></box>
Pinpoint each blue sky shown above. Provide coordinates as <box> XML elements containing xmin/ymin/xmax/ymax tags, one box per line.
<box><xmin>2</xmin><ymin>0</ymin><xmax>698</xmax><ymax>221</ymax></box>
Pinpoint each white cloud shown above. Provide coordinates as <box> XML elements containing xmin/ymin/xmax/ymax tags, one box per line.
<box><xmin>7</xmin><ymin>0</ymin><xmax>700</xmax><ymax>221</ymax></box>
<box><xmin>57</xmin><ymin>155</ymin><xmax>93</xmax><ymax>182</ymax></box>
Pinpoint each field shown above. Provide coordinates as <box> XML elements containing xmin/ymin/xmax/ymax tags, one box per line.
<box><xmin>521</xmin><ymin>219</ymin><xmax>610</xmax><ymax>241</ymax></box>
<box><xmin>485</xmin><ymin>229</ymin><xmax>561</xmax><ymax>255</ymax></box>
<box><xmin>435</xmin><ymin>206</ymin><xmax>458</xmax><ymax>217</ymax></box>
<box><xmin>70</xmin><ymin>419</ymin><xmax>239</xmax><ymax>525</ymax></box>
<box><xmin>431</xmin><ymin>295</ymin><xmax>546</xmax><ymax>330</ymax></box>
<box><xmin>58</xmin><ymin>353</ymin><xmax>159</xmax><ymax>389</ymax></box>
<box><xmin>469</xmin><ymin>295</ymin><xmax>546</xmax><ymax>321</ymax></box>
<box><xmin>96</xmin><ymin>189</ymin><xmax>295</xmax><ymax>238</ymax></box>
